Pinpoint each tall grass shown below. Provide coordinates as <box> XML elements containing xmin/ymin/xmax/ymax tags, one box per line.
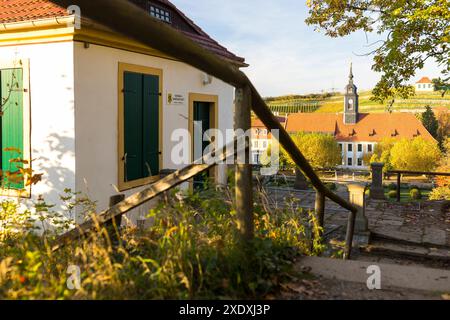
<box><xmin>0</xmin><ymin>184</ymin><xmax>322</xmax><ymax>299</ymax></box>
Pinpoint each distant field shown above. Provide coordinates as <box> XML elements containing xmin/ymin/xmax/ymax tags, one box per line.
<box><xmin>265</xmin><ymin>91</ymin><xmax>450</xmax><ymax>114</ymax></box>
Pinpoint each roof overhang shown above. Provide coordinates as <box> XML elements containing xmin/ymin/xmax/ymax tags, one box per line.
<box><xmin>0</xmin><ymin>14</ymin><xmax>247</xmax><ymax>68</ymax></box>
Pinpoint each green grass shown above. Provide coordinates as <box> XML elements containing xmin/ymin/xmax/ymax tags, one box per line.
<box><xmin>384</xmin><ymin>186</ymin><xmax>431</xmax><ymax>203</ymax></box>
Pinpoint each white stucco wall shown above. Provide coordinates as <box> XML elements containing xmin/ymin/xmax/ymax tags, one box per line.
<box><xmin>73</xmin><ymin>42</ymin><xmax>235</xmax><ymax>215</ymax></box>
<box><xmin>0</xmin><ymin>42</ymin><xmax>76</xmax><ymax>210</ymax></box>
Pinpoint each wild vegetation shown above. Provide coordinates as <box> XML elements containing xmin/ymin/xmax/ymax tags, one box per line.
<box><xmin>0</xmin><ymin>184</ymin><xmax>324</xmax><ymax>299</ymax></box>
<box><xmin>429</xmin><ymin>138</ymin><xmax>450</xmax><ymax>200</ymax></box>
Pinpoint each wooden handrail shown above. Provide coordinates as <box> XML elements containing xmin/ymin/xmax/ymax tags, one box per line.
<box><xmin>54</xmin><ymin>139</ymin><xmax>248</xmax><ymax>248</ymax></box>
<box><xmin>49</xmin><ymin>0</ymin><xmax>357</xmax><ymax>258</ymax></box>
<box><xmin>388</xmin><ymin>170</ymin><xmax>450</xmax><ymax>177</ymax></box>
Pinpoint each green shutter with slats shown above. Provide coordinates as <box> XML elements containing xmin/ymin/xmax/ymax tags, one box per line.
<box><xmin>124</xmin><ymin>71</ymin><xmax>144</xmax><ymax>182</ymax></box>
<box><xmin>123</xmin><ymin>71</ymin><xmax>160</xmax><ymax>183</ymax></box>
<box><xmin>1</xmin><ymin>68</ymin><xmax>24</xmax><ymax>190</ymax></box>
<box><xmin>142</xmin><ymin>74</ymin><xmax>159</xmax><ymax>178</ymax></box>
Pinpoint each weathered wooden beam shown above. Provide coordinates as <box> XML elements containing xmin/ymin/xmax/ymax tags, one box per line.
<box><xmin>55</xmin><ymin>140</ymin><xmax>247</xmax><ymax>248</ymax></box>
<box><xmin>235</xmin><ymin>85</ymin><xmax>254</xmax><ymax>242</ymax></box>
<box><xmin>315</xmin><ymin>191</ymin><xmax>325</xmax><ymax>230</ymax></box>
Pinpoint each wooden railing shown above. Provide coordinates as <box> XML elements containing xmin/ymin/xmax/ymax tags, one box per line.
<box><xmin>388</xmin><ymin>170</ymin><xmax>450</xmax><ymax>202</ymax></box>
<box><xmin>50</xmin><ymin>0</ymin><xmax>358</xmax><ymax>259</ymax></box>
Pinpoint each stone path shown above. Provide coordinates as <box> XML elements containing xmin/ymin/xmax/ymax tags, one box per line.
<box><xmin>264</xmin><ymin>186</ymin><xmax>450</xmax><ymax>250</ymax></box>
<box><xmin>366</xmin><ymin>200</ymin><xmax>450</xmax><ymax>247</ymax></box>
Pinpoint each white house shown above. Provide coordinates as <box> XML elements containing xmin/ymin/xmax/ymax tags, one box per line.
<box><xmin>415</xmin><ymin>77</ymin><xmax>434</xmax><ymax>92</ymax></box>
<box><xmin>0</xmin><ymin>0</ymin><xmax>246</xmax><ymax>220</ymax></box>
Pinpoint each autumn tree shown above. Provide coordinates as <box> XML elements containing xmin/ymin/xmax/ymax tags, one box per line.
<box><xmin>368</xmin><ymin>138</ymin><xmax>396</xmax><ymax>172</ymax></box>
<box><xmin>429</xmin><ymin>137</ymin><xmax>450</xmax><ymax>200</ymax></box>
<box><xmin>305</xmin><ymin>0</ymin><xmax>450</xmax><ymax>105</ymax></box>
<box><xmin>420</xmin><ymin>106</ymin><xmax>439</xmax><ymax>139</ymax></box>
<box><xmin>389</xmin><ymin>137</ymin><xmax>441</xmax><ymax>172</ymax></box>
<box><xmin>281</xmin><ymin>132</ymin><xmax>342</xmax><ymax>169</ymax></box>
<box><xmin>436</xmin><ymin>109</ymin><xmax>450</xmax><ymax>148</ymax></box>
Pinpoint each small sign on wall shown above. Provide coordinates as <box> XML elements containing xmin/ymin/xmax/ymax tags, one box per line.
<box><xmin>167</xmin><ymin>93</ymin><xmax>185</xmax><ymax>105</ymax></box>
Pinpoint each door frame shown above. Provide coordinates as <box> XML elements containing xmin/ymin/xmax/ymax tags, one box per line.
<box><xmin>118</xmin><ymin>62</ymin><xmax>163</xmax><ymax>191</ymax></box>
<box><xmin>188</xmin><ymin>93</ymin><xmax>218</xmax><ymax>187</ymax></box>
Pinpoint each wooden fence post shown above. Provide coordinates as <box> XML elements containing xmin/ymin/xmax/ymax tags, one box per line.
<box><xmin>235</xmin><ymin>85</ymin><xmax>254</xmax><ymax>242</ymax></box>
<box><xmin>315</xmin><ymin>191</ymin><xmax>325</xmax><ymax>231</ymax></box>
<box><xmin>106</xmin><ymin>194</ymin><xmax>125</xmax><ymax>244</ymax></box>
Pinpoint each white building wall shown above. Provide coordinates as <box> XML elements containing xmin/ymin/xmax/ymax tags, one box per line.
<box><xmin>73</xmin><ymin>42</ymin><xmax>235</xmax><ymax>214</ymax></box>
<box><xmin>415</xmin><ymin>83</ymin><xmax>433</xmax><ymax>92</ymax></box>
<box><xmin>338</xmin><ymin>141</ymin><xmax>375</xmax><ymax>170</ymax></box>
<box><xmin>0</xmin><ymin>42</ymin><xmax>76</xmax><ymax>210</ymax></box>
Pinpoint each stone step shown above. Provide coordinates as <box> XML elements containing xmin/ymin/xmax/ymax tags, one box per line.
<box><xmin>371</xmin><ymin>230</ymin><xmax>449</xmax><ymax>249</ymax></box>
<box><xmin>360</xmin><ymin>238</ymin><xmax>450</xmax><ymax>262</ymax></box>
<box><xmin>297</xmin><ymin>256</ymin><xmax>450</xmax><ymax>292</ymax></box>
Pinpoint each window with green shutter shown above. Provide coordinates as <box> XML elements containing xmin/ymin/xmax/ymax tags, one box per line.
<box><xmin>119</xmin><ymin>64</ymin><xmax>161</xmax><ymax>190</ymax></box>
<box><xmin>0</xmin><ymin>68</ymin><xmax>24</xmax><ymax>190</ymax></box>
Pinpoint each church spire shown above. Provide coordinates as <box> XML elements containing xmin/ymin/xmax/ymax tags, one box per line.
<box><xmin>349</xmin><ymin>62</ymin><xmax>354</xmax><ymax>82</ymax></box>
<box><xmin>344</xmin><ymin>63</ymin><xmax>359</xmax><ymax>124</ymax></box>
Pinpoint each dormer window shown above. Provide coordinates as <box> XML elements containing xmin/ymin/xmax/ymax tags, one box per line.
<box><xmin>150</xmin><ymin>5</ymin><xmax>171</xmax><ymax>23</ymax></box>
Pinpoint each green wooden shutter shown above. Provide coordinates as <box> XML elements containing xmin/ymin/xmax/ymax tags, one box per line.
<box><xmin>1</xmin><ymin>68</ymin><xmax>24</xmax><ymax>190</ymax></box>
<box><xmin>123</xmin><ymin>71</ymin><xmax>160</xmax><ymax>183</ymax></box>
<box><xmin>123</xmin><ymin>71</ymin><xmax>143</xmax><ymax>182</ymax></box>
<box><xmin>142</xmin><ymin>74</ymin><xmax>159</xmax><ymax>178</ymax></box>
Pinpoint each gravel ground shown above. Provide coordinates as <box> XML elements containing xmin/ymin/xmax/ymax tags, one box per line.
<box><xmin>274</xmin><ymin>276</ymin><xmax>447</xmax><ymax>300</ymax></box>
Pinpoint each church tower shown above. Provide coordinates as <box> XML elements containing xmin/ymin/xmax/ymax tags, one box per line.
<box><xmin>344</xmin><ymin>63</ymin><xmax>359</xmax><ymax>124</ymax></box>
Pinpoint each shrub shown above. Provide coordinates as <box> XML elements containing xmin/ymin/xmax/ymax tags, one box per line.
<box><xmin>410</xmin><ymin>188</ymin><xmax>422</xmax><ymax>200</ymax></box>
<box><xmin>387</xmin><ymin>190</ymin><xmax>397</xmax><ymax>199</ymax></box>
<box><xmin>429</xmin><ymin>186</ymin><xmax>450</xmax><ymax>200</ymax></box>
<box><xmin>409</xmin><ymin>185</ymin><xmax>419</xmax><ymax>191</ymax></box>
<box><xmin>325</xmin><ymin>182</ymin><xmax>336</xmax><ymax>191</ymax></box>
<box><xmin>387</xmin><ymin>183</ymin><xmax>397</xmax><ymax>191</ymax></box>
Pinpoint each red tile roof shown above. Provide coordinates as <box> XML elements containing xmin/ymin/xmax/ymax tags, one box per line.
<box><xmin>285</xmin><ymin>113</ymin><xmax>435</xmax><ymax>142</ymax></box>
<box><xmin>251</xmin><ymin>116</ymin><xmax>286</xmax><ymax>128</ymax></box>
<box><xmin>0</xmin><ymin>0</ymin><xmax>246</xmax><ymax>65</ymax></box>
<box><xmin>0</xmin><ymin>0</ymin><xmax>66</xmax><ymax>23</ymax></box>
<box><xmin>416</xmin><ymin>77</ymin><xmax>432</xmax><ymax>84</ymax></box>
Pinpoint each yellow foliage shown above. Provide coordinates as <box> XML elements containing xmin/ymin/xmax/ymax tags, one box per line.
<box><xmin>390</xmin><ymin>137</ymin><xmax>441</xmax><ymax>172</ymax></box>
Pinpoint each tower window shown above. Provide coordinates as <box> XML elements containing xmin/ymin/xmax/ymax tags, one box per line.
<box><xmin>150</xmin><ymin>5</ymin><xmax>171</xmax><ymax>23</ymax></box>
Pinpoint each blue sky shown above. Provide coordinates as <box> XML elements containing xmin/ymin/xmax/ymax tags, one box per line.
<box><xmin>171</xmin><ymin>0</ymin><xmax>441</xmax><ymax>97</ymax></box>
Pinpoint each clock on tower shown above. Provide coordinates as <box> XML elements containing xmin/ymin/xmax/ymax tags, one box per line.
<box><xmin>344</xmin><ymin>63</ymin><xmax>359</xmax><ymax>124</ymax></box>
